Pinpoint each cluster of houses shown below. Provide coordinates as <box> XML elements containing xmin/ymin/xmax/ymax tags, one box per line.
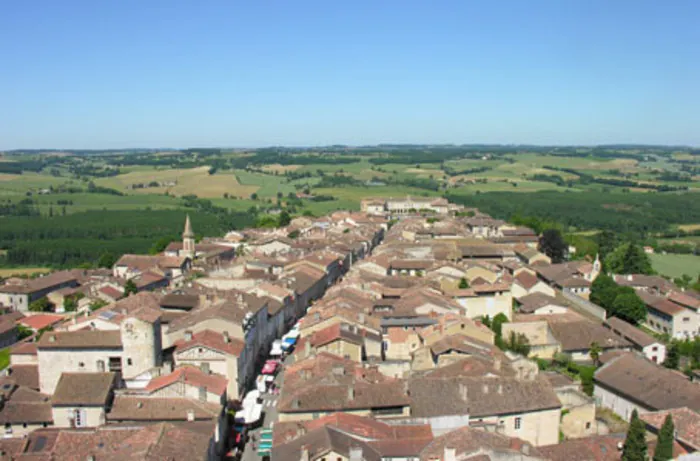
<box><xmin>0</xmin><ymin>199</ymin><xmax>698</xmax><ymax>460</ymax></box>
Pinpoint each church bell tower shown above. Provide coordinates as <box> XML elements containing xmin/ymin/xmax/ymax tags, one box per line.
<box><xmin>182</xmin><ymin>215</ymin><xmax>195</xmax><ymax>259</ymax></box>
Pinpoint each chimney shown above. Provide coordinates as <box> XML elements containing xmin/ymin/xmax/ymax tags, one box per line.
<box><xmin>184</xmin><ymin>330</ymin><xmax>193</xmax><ymax>341</ymax></box>
<box><xmin>300</xmin><ymin>445</ymin><xmax>310</xmax><ymax>461</ymax></box>
<box><xmin>521</xmin><ymin>444</ymin><xmax>530</xmax><ymax>455</ymax></box>
<box><xmin>349</xmin><ymin>446</ymin><xmax>363</xmax><ymax>461</ymax></box>
<box><xmin>333</xmin><ymin>365</ymin><xmax>345</xmax><ymax>376</ymax></box>
<box><xmin>358</xmin><ymin>313</ymin><xmax>365</xmax><ymax>323</ymax></box>
<box><xmin>186</xmin><ymin>409</ymin><xmax>195</xmax><ymax>421</ymax></box>
<box><xmin>347</xmin><ymin>386</ymin><xmax>355</xmax><ymax>401</ymax></box>
<box><xmin>136</xmin><ymin>401</ymin><xmax>143</xmax><ymax>409</ymax></box>
<box><xmin>482</xmin><ymin>383</ymin><xmax>488</xmax><ymax>394</ymax></box>
<box><xmin>292</xmin><ymin>399</ymin><xmax>301</xmax><ymax>409</ymax></box>
<box><xmin>627</xmin><ymin>274</ymin><xmax>633</xmax><ymax>281</ymax></box>
<box><xmin>493</xmin><ymin>358</ymin><xmax>501</xmax><ymax>371</ymax></box>
<box><xmin>304</xmin><ymin>339</ymin><xmax>311</xmax><ymax>356</ymax></box>
<box><xmin>497</xmin><ymin>384</ymin><xmax>503</xmax><ymax>395</ymax></box>
<box><xmin>444</xmin><ymin>447</ymin><xmax>457</xmax><ymax>461</ymax></box>
<box><xmin>223</xmin><ymin>331</ymin><xmax>230</xmax><ymax>343</ymax></box>
<box><xmin>49</xmin><ymin>335</ymin><xmax>56</xmax><ymax>343</ymax></box>
<box><xmin>459</xmin><ymin>383</ymin><xmax>468</xmax><ymax>402</ymax></box>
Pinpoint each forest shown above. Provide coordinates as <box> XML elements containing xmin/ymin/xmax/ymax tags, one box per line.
<box><xmin>0</xmin><ymin>208</ymin><xmax>255</xmax><ymax>268</ymax></box>
<box><xmin>447</xmin><ymin>190</ymin><xmax>700</xmax><ymax>234</ymax></box>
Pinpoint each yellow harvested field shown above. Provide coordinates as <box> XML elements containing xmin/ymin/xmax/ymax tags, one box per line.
<box><xmin>405</xmin><ymin>168</ymin><xmax>445</xmax><ymax>176</ymax></box>
<box><xmin>678</xmin><ymin>224</ymin><xmax>700</xmax><ymax>232</ymax></box>
<box><xmin>0</xmin><ymin>267</ymin><xmax>51</xmax><ymax>277</ymax></box>
<box><xmin>260</xmin><ymin>164</ymin><xmax>301</xmax><ymax>174</ymax></box>
<box><xmin>587</xmin><ymin>159</ymin><xmax>638</xmax><ymax>171</ymax></box>
<box><xmin>672</xmin><ymin>153</ymin><xmax>696</xmax><ymax>161</ymax></box>
<box><xmin>97</xmin><ymin>167</ymin><xmax>259</xmax><ymax>198</ymax></box>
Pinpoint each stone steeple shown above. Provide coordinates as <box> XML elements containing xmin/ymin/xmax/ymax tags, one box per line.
<box><xmin>182</xmin><ymin>215</ymin><xmax>195</xmax><ymax>259</ymax></box>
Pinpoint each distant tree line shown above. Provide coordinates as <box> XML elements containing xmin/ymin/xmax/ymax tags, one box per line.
<box><xmin>0</xmin><ymin>207</ymin><xmax>255</xmax><ymax>268</ymax></box>
<box><xmin>446</xmin><ymin>190</ymin><xmax>700</xmax><ymax>234</ymax></box>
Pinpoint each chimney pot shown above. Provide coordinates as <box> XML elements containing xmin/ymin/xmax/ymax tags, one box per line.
<box><xmin>347</xmin><ymin>386</ymin><xmax>355</xmax><ymax>400</ymax></box>
<box><xmin>223</xmin><ymin>331</ymin><xmax>230</xmax><ymax>343</ymax></box>
<box><xmin>444</xmin><ymin>447</ymin><xmax>457</xmax><ymax>461</ymax></box>
<box><xmin>349</xmin><ymin>446</ymin><xmax>363</xmax><ymax>461</ymax></box>
<box><xmin>186</xmin><ymin>409</ymin><xmax>195</xmax><ymax>421</ymax></box>
<box><xmin>300</xmin><ymin>445</ymin><xmax>310</xmax><ymax>461</ymax></box>
<box><xmin>184</xmin><ymin>330</ymin><xmax>193</xmax><ymax>341</ymax></box>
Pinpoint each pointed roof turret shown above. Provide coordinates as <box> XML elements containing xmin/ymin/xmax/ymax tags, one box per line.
<box><xmin>183</xmin><ymin>215</ymin><xmax>194</xmax><ymax>238</ymax></box>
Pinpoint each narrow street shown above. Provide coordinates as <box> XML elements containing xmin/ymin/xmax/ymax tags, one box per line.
<box><xmin>240</xmin><ymin>354</ymin><xmax>289</xmax><ymax>461</ymax></box>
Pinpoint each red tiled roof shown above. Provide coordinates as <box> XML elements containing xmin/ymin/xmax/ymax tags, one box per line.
<box><xmin>515</xmin><ymin>271</ymin><xmax>539</xmax><ymax>290</ymax></box>
<box><xmin>99</xmin><ymin>286</ymin><xmax>123</xmax><ymax>300</ymax></box>
<box><xmin>145</xmin><ymin>366</ymin><xmax>228</xmax><ymax>396</ymax></box>
<box><xmin>11</xmin><ymin>341</ymin><xmax>38</xmax><ymax>355</ymax></box>
<box><xmin>640</xmin><ymin>407</ymin><xmax>700</xmax><ymax>451</ymax></box>
<box><xmin>173</xmin><ymin>329</ymin><xmax>244</xmax><ymax>357</ymax></box>
<box><xmin>20</xmin><ymin>314</ymin><xmax>64</xmax><ymax>331</ymax></box>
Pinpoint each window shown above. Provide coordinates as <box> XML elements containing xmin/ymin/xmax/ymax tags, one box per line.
<box><xmin>652</xmin><ymin>346</ymin><xmax>658</xmax><ymax>351</ymax></box>
<box><xmin>74</xmin><ymin>409</ymin><xmax>86</xmax><ymax>428</ymax></box>
<box><xmin>78</xmin><ymin>362</ymin><xmax>85</xmax><ymax>368</ymax></box>
<box><xmin>198</xmin><ymin>386</ymin><xmax>207</xmax><ymax>402</ymax></box>
<box><xmin>585</xmin><ymin>422</ymin><xmax>591</xmax><ymax>429</ymax></box>
<box><xmin>127</xmin><ymin>358</ymin><xmax>133</xmax><ymax>366</ymax></box>
<box><xmin>514</xmin><ymin>417</ymin><xmax>522</xmax><ymax>430</ymax></box>
<box><xmin>97</xmin><ymin>360</ymin><xmax>105</xmax><ymax>372</ymax></box>
<box><xmin>683</xmin><ymin>317</ymin><xmax>690</xmax><ymax>322</ymax></box>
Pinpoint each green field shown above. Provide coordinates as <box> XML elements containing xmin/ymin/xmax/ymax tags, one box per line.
<box><xmin>650</xmin><ymin>253</ymin><xmax>700</xmax><ymax>279</ymax></box>
<box><xmin>2</xmin><ymin>145</ymin><xmax>700</xmax><ymax>269</ymax></box>
<box><xmin>233</xmin><ymin>170</ymin><xmax>298</xmax><ymax>198</ymax></box>
<box><xmin>0</xmin><ymin>348</ymin><xmax>9</xmax><ymax>371</ymax></box>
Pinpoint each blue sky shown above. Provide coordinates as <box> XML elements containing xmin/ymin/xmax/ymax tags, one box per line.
<box><xmin>2</xmin><ymin>0</ymin><xmax>699</xmax><ymax>149</ymax></box>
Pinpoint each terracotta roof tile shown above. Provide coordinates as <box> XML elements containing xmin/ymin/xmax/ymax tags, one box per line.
<box><xmin>640</xmin><ymin>407</ymin><xmax>700</xmax><ymax>451</ymax></box>
<box><xmin>51</xmin><ymin>372</ymin><xmax>116</xmax><ymax>406</ymax></box>
<box><xmin>173</xmin><ymin>329</ymin><xmax>244</xmax><ymax>357</ymax></box>
<box><xmin>145</xmin><ymin>366</ymin><xmax>228</xmax><ymax>396</ymax></box>
<box><xmin>20</xmin><ymin>314</ymin><xmax>64</xmax><ymax>331</ymax></box>
<box><xmin>107</xmin><ymin>396</ymin><xmax>220</xmax><ymax>422</ymax></box>
<box><xmin>594</xmin><ymin>353</ymin><xmax>700</xmax><ymax>412</ymax></box>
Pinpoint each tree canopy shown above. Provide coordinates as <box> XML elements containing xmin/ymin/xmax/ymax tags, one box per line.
<box><xmin>653</xmin><ymin>414</ymin><xmax>674</xmax><ymax>461</ymax></box>
<box><xmin>622</xmin><ymin>409</ymin><xmax>648</xmax><ymax>461</ymax></box>
<box><xmin>612</xmin><ymin>291</ymin><xmax>647</xmax><ymax>324</ymax></box>
<box><xmin>605</xmin><ymin>243</ymin><xmax>653</xmax><ymax>275</ymax></box>
<box><xmin>539</xmin><ymin>229</ymin><xmax>568</xmax><ymax>263</ymax></box>
<box><xmin>663</xmin><ymin>343</ymin><xmax>680</xmax><ymax>369</ymax></box>
<box><xmin>124</xmin><ymin>280</ymin><xmax>138</xmax><ymax>297</ymax></box>
<box><xmin>591</xmin><ymin>275</ymin><xmax>646</xmax><ymax>323</ymax></box>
